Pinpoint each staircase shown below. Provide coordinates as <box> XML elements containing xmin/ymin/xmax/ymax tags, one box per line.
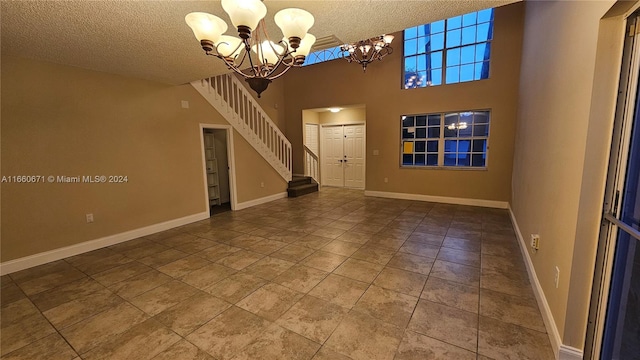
<box><xmin>287</xmin><ymin>176</ymin><xmax>318</xmax><ymax>197</ymax></box>
<box><xmin>191</xmin><ymin>74</ymin><xmax>292</xmax><ymax>182</ymax></box>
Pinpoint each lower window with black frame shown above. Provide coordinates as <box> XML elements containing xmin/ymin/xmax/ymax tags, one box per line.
<box><xmin>401</xmin><ymin>110</ymin><xmax>490</xmax><ymax>168</ymax></box>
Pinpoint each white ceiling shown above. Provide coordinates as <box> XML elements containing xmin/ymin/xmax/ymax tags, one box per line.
<box><xmin>1</xmin><ymin>0</ymin><xmax>519</xmax><ymax>85</ymax></box>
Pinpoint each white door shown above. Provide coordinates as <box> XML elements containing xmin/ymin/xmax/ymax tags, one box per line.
<box><xmin>344</xmin><ymin>125</ymin><xmax>365</xmax><ymax>188</ymax></box>
<box><xmin>321</xmin><ymin>124</ymin><xmax>365</xmax><ymax>188</ymax></box>
<box><xmin>322</xmin><ymin>126</ymin><xmax>344</xmax><ymax>187</ymax></box>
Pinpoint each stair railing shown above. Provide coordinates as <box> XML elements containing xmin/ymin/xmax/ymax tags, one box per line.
<box><xmin>191</xmin><ymin>74</ymin><xmax>292</xmax><ymax>182</ymax></box>
<box><xmin>303</xmin><ymin>144</ymin><xmax>319</xmax><ymax>183</ymax></box>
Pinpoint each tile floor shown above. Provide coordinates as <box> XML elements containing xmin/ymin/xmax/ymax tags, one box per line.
<box><xmin>0</xmin><ymin>188</ymin><xmax>555</xmax><ymax>360</ymax></box>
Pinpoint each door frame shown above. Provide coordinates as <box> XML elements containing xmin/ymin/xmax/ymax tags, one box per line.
<box><xmin>319</xmin><ymin>123</ymin><xmax>366</xmax><ymax>189</ymax></box>
<box><xmin>199</xmin><ymin>124</ymin><xmax>238</xmax><ymax>211</ymax></box>
<box><xmin>584</xmin><ymin>11</ymin><xmax>640</xmax><ymax>359</ymax></box>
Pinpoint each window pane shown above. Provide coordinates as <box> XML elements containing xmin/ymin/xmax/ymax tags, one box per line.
<box><xmin>427</xmin><ymin>140</ymin><xmax>438</xmax><ymax>152</ymax></box>
<box><xmin>447</xmin><ymin>16</ymin><xmax>462</xmax><ymax>30</ymax></box>
<box><xmin>431</xmin><ymin>33</ymin><xmax>444</xmax><ymax>50</ymax></box>
<box><xmin>474</xmin><ymin>111</ymin><xmax>490</xmax><ymax>123</ymax></box>
<box><xmin>458</xmin><ymin>154</ymin><xmax>471</xmax><ymax>166</ymax></box>
<box><xmin>427</xmin><ymin>154</ymin><xmax>438</xmax><ymax>166</ymax></box>
<box><xmin>403</xmin><ymin>154</ymin><xmax>414</xmax><ymax>165</ymax></box>
<box><xmin>417</xmin><ymin>55</ymin><xmax>427</xmax><ymax>71</ymax></box>
<box><xmin>428</xmin><ymin>114</ymin><xmax>441</xmax><ymax>126</ymax></box>
<box><xmin>418</xmin><ymin>37</ymin><xmax>428</xmax><ymax>54</ymax></box>
<box><xmin>460</xmin><ymin>64</ymin><xmax>474</xmax><ymax>82</ymax></box>
<box><xmin>402</xmin><ymin>128</ymin><xmax>414</xmax><ymax>139</ymax></box>
<box><xmin>416</xmin><ymin>128</ymin><xmax>427</xmax><ymax>138</ymax></box>
<box><xmin>473</xmin><ymin>139</ymin><xmax>487</xmax><ymax>152</ymax></box>
<box><xmin>446</xmin><ymin>29</ymin><xmax>461</xmax><ymax>47</ymax></box>
<box><xmin>403</xmin><ymin>116</ymin><xmax>415</xmax><ymax>127</ymax></box>
<box><xmin>461</xmin><ymin>45</ymin><xmax>475</xmax><ymax>65</ymax></box>
<box><xmin>416</xmin><ymin>116</ymin><xmax>427</xmax><ymax>126</ymax></box>
<box><xmin>473</xmin><ymin>124</ymin><xmax>489</xmax><ymax>136</ymax></box>
<box><xmin>417</xmin><ymin>25</ymin><xmax>428</xmax><ymax>37</ymax></box>
<box><xmin>417</xmin><ymin>71</ymin><xmax>427</xmax><ymax>86</ymax></box>
<box><xmin>445</xmin><ymin>140</ymin><xmax>457</xmax><ymax>152</ymax></box>
<box><xmin>477</xmin><ymin>8</ymin><xmax>493</xmax><ymax>23</ymax></box>
<box><xmin>459</xmin><ymin>122</ymin><xmax>473</xmax><ymax>136</ymax></box>
<box><xmin>474</xmin><ymin>62</ymin><xmax>489</xmax><ymax>80</ymax></box>
<box><xmin>445</xmin><ymin>113</ymin><xmax>459</xmax><ymax>126</ymax></box>
<box><xmin>446</xmin><ymin>48</ymin><xmax>461</xmax><ymax>66</ymax></box>
<box><xmin>431</xmin><ymin>20</ymin><xmax>445</xmax><ymax>33</ymax></box>
<box><xmin>481</xmin><ymin>43</ymin><xmax>491</xmax><ymax>62</ymax></box>
<box><xmin>477</xmin><ymin>23</ymin><xmax>491</xmax><ymax>42</ymax></box>
<box><xmin>458</xmin><ymin>140</ymin><xmax>471</xmax><ymax>152</ymax></box>
<box><xmin>444</xmin><ymin>154</ymin><xmax>456</xmax><ymax>166</ymax></box>
<box><xmin>475</xmin><ymin>43</ymin><xmax>488</xmax><ymax>62</ymax></box>
<box><xmin>462</xmin><ymin>26</ymin><xmax>476</xmax><ymax>45</ymax></box>
<box><xmin>431</xmin><ymin>69</ymin><xmax>442</xmax><ymax>86</ymax></box>
<box><xmin>430</xmin><ymin>51</ymin><xmax>443</xmax><ymax>68</ymax></box>
<box><xmin>428</xmin><ymin>127</ymin><xmax>440</xmax><ymax>138</ymax></box>
<box><xmin>415</xmin><ymin>141</ymin><xmax>426</xmax><ymax>152</ymax></box>
<box><xmin>460</xmin><ymin>112</ymin><xmax>473</xmax><ymax>123</ymax></box>
<box><xmin>446</xmin><ymin>66</ymin><xmax>460</xmax><ymax>84</ymax></box>
<box><xmin>463</xmin><ymin>12</ymin><xmax>477</xmax><ymax>27</ymax></box>
<box><xmin>405</xmin><ymin>27</ymin><xmax>418</xmax><ymax>39</ymax></box>
<box><xmin>472</xmin><ymin>154</ymin><xmax>486</xmax><ymax>167</ymax></box>
<box><xmin>415</xmin><ymin>154</ymin><xmax>426</xmax><ymax>165</ymax></box>
<box><xmin>405</xmin><ymin>39</ymin><xmax>418</xmax><ymax>56</ymax></box>
<box><xmin>405</xmin><ymin>56</ymin><xmax>417</xmax><ymax>72</ymax></box>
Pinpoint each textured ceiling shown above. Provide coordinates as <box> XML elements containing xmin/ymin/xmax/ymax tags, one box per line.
<box><xmin>1</xmin><ymin>0</ymin><xmax>520</xmax><ymax>85</ymax></box>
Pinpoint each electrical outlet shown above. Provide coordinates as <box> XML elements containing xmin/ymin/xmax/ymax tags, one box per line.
<box><xmin>384</xmin><ymin>177</ymin><xmax>388</xmax><ymax>183</ymax></box>
<box><xmin>554</xmin><ymin>266</ymin><xmax>560</xmax><ymax>288</ymax></box>
<box><xmin>530</xmin><ymin>234</ymin><xmax>540</xmax><ymax>250</ymax></box>
<box><xmin>260</xmin><ymin>182</ymin><xmax>265</xmax><ymax>188</ymax></box>
<box><xmin>86</xmin><ymin>213</ymin><xmax>94</xmax><ymax>223</ymax></box>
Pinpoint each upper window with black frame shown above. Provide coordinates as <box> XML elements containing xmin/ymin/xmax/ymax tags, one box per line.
<box><xmin>401</xmin><ymin>110</ymin><xmax>490</xmax><ymax>168</ymax></box>
<box><xmin>403</xmin><ymin>8</ymin><xmax>494</xmax><ymax>89</ymax></box>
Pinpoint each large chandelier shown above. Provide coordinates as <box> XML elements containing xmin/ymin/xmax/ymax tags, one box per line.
<box><xmin>341</xmin><ymin>35</ymin><xmax>394</xmax><ymax>72</ymax></box>
<box><xmin>185</xmin><ymin>0</ymin><xmax>316</xmax><ymax>97</ymax></box>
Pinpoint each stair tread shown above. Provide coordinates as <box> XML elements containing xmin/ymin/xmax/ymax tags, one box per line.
<box><xmin>289</xmin><ymin>184</ymin><xmax>317</xmax><ymax>188</ymax></box>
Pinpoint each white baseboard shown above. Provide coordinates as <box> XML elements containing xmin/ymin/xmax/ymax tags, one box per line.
<box><xmin>364</xmin><ymin>190</ymin><xmax>509</xmax><ymax>209</ymax></box>
<box><xmin>234</xmin><ymin>192</ymin><xmax>287</xmax><ymax>211</ymax></box>
<box><xmin>559</xmin><ymin>345</ymin><xmax>584</xmax><ymax>360</ymax></box>
<box><xmin>508</xmin><ymin>205</ymin><xmax>581</xmax><ymax>360</ymax></box>
<box><xmin>0</xmin><ymin>211</ymin><xmax>209</xmax><ymax>275</ymax></box>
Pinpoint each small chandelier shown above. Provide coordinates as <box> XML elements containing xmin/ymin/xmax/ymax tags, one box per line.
<box><xmin>341</xmin><ymin>34</ymin><xmax>394</xmax><ymax>72</ymax></box>
<box><xmin>185</xmin><ymin>0</ymin><xmax>316</xmax><ymax>97</ymax></box>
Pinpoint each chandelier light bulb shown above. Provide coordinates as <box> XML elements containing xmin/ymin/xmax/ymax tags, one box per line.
<box><xmin>383</xmin><ymin>34</ymin><xmax>395</xmax><ymax>44</ymax></box>
<box><xmin>216</xmin><ymin>35</ymin><xmax>244</xmax><ymax>59</ymax></box>
<box><xmin>185</xmin><ymin>12</ymin><xmax>228</xmax><ymax>44</ymax></box>
<box><xmin>221</xmin><ymin>0</ymin><xmax>267</xmax><ymax>38</ymax></box>
<box><xmin>274</xmin><ymin>8</ymin><xmax>314</xmax><ymax>49</ymax></box>
<box><xmin>252</xmin><ymin>40</ymin><xmax>284</xmax><ymax>66</ymax></box>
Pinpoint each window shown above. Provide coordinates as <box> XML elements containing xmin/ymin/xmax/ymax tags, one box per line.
<box><xmin>302</xmin><ymin>46</ymin><xmax>346</xmax><ymax>66</ymax></box>
<box><xmin>401</xmin><ymin>110</ymin><xmax>490</xmax><ymax>168</ymax></box>
<box><xmin>404</xmin><ymin>8</ymin><xmax>494</xmax><ymax>88</ymax></box>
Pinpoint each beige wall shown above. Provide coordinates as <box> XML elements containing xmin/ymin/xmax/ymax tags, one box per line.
<box><xmin>317</xmin><ymin>107</ymin><xmax>366</xmax><ymax>125</ymax></box>
<box><xmin>1</xmin><ymin>55</ymin><xmax>286</xmax><ymax>262</ymax></box>
<box><xmin>284</xmin><ymin>3</ymin><xmax>524</xmax><ymax>202</ymax></box>
<box><xmin>510</xmin><ymin>0</ymin><xmax>622</xmax><ymax>349</ymax></box>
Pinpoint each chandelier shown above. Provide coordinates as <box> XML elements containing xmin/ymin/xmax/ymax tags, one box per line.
<box><xmin>185</xmin><ymin>0</ymin><xmax>316</xmax><ymax>97</ymax></box>
<box><xmin>341</xmin><ymin>35</ymin><xmax>394</xmax><ymax>72</ymax></box>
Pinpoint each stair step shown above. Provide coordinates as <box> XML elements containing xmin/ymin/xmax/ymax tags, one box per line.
<box><xmin>288</xmin><ymin>176</ymin><xmax>313</xmax><ymax>187</ymax></box>
<box><xmin>287</xmin><ymin>183</ymin><xmax>318</xmax><ymax>197</ymax></box>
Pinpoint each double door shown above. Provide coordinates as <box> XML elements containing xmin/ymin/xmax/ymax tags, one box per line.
<box><xmin>322</xmin><ymin>124</ymin><xmax>365</xmax><ymax>188</ymax></box>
